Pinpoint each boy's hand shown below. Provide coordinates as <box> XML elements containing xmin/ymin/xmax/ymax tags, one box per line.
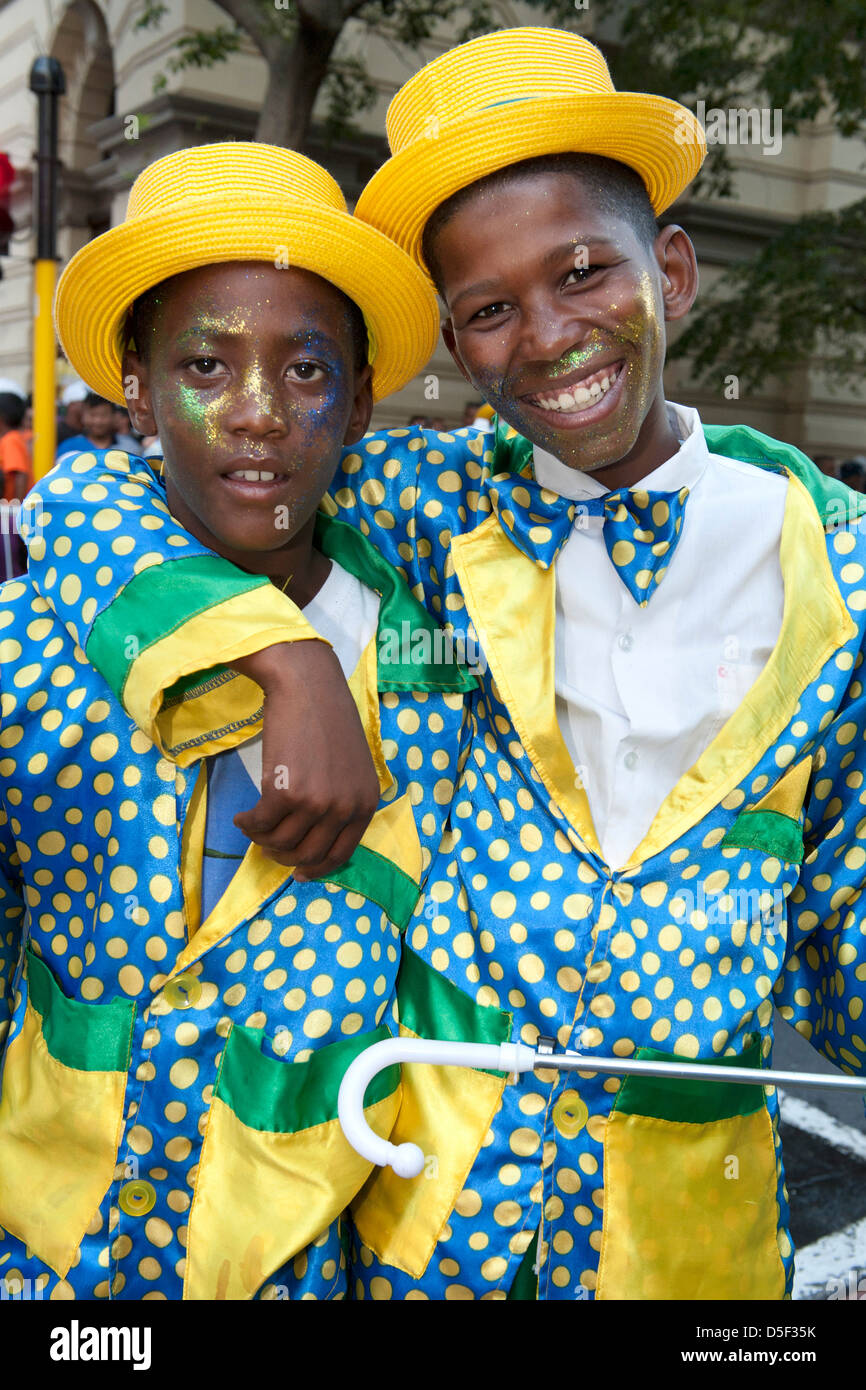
<box><xmin>230</xmin><ymin>642</ymin><xmax>380</xmax><ymax>880</ymax></box>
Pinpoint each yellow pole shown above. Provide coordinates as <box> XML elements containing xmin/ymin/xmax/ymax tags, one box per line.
<box><xmin>32</xmin><ymin>257</ymin><xmax>57</xmax><ymax>480</ymax></box>
<box><xmin>29</xmin><ymin>56</ymin><xmax>65</xmax><ymax>481</ymax></box>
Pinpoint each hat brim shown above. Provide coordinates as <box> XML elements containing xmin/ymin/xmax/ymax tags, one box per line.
<box><xmin>355</xmin><ymin>92</ymin><xmax>706</xmax><ymax>274</ymax></box>
<box><xmin>54</xmin><ymin>197</ymin><xmax>441</xmax><ymax>404</ymax></box>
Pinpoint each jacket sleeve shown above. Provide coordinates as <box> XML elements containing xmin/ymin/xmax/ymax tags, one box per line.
<box><xmin>21</xmin><ymin>449</ymin><xmax>329</xmax><ymax>760</ymax></box>
<box><xmin>774</xmin><ymin>685</ymin><xmax>866</xmax><ymax>1076</ymax></box>
<box><xmin>22</xmin><ymin>433</ymin><xmax>490</xmax><ymax>753</ymax></box>
<box><xmin>328</xmin><ymin>426</ymin><xmax>494</xmax><ymax>621</ymax></box>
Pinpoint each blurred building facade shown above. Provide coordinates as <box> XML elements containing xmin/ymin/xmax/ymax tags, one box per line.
<box><xmin>0</xmin><ymin>0</ymin><xmax>864</xmax><ymax>449</ymax></box>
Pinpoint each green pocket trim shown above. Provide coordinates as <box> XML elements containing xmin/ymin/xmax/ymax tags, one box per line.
<box><xmin>397</xmin><ymin>947</ymin><xmax>512</xmax><ymax>1068</ymax></box>
<box><xmin>217</xmin><ymin>1022</ymin><xmax>399</xmax><ymax>1134</ymax></box>
<box><xmin>721</xmin><ymin>808</ymin><xmax>804</xmax><ymax>864</ymax></box>
<box><xmin>613</xmin><ymin>1034</ymin><xmax>765</xmax><ymax>1123</ymax></box>
<box><xmin>323</xmin><ymin>845</ymin><xmax>420</xmax><ymax>932</ymax></box>
<box><xmin>26</xmin><ymin>948</ymin><xmax>136</xmax><ymax>1073</ymax></box>
<box><xmin>87</xmin><ymin>555</ymin><xmax>268</xmax><ymax>703</ymax></box>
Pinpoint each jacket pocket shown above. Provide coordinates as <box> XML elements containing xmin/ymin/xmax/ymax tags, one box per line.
<box><xmin>351</xmin><ymin>948</ymin><xmax>512</xmax><ymax>1279</ymax></box>
<box><xmin>596</xmin><ymin>1036</ymin><xmax>785</xmax><ymax>1300</ymax></box>
<box><xmin>185</xmin><ymin>1021</ymin><xmax>401</xmax><ymax>1300</ymax></box>
<box><xmin>0</xmin><ymin>948</ymin><xmax>136</xmax><ymax>1276</ymax></box>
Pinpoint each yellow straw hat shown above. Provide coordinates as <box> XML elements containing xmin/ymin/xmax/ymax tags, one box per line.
<box><xmin>55</xmin><ymin>141</ymin><xmax>440</xmax><ymax>404</ymax></box>
<box><xmin>355</xmin><ymin>27</ymin><xmax>706</xmax><ymax>274</ymax></box>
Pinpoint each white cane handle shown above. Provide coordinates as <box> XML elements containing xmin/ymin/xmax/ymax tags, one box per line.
<box><xmin>337</xmin><ymin>1038</ymin><xmax>537</xmax><ymax>1176</ymax></box>
<box><xmin>338</xmin><ymin>1035</ymin><xmax>865</xmax><ymax>1176</ymax></box>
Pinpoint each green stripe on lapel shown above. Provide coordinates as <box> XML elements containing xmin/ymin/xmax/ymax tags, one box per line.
<box><xmin>323</xmin><ymin>844</ymin><xmax>420</xmax><ymax>932</ymax></box>
<box><xmin>702</xmin><ymin>424</ymin><xmax>866</xmax><ymax>528</ymax></box>
<box><xmin>314</xmin><ymin>513</ymin><xmax>476</xmax><ymax>693</ymax></box>
<box><xmin>217</xmin><ymin>1021</ymin><xmax>398</xmax><ymax>1133</ymax></box>
<box><xmin>27</xmin><ymin>948</ymin><xmax>136</xmax><ymax>1073</ymax></box>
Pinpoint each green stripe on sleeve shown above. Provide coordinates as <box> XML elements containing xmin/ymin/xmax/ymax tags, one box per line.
<box><xmin>217</xmin><ymin>1022</ymin><xmax>399</xmax><ymax>1133</ymax></box>
<box><xmin>613</xmin><ymin>1034</ymin><xmax>765</xmax><ymax>1123</ymax></box>
<box><xmin>26</xmin><ymin>948</ymin><xmax>136</xmax><ymax>1073</ymax></box>
<box><xmin>86</xmin><ymin>556</ymin><xmax>269</xmax><ymax>701</ymax></box>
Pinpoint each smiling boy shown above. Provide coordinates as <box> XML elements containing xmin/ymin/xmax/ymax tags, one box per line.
<box><xmin>25</xmin><ymin>31</ymin><xmax>866</xmax><ymax>1301</ymax></box>
<box><xmin>0</xmin><ymin>141</ymin><xmax>488</xmax><ymax>1301</ymax></box>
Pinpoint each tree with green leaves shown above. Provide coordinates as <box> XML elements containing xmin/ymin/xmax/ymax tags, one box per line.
<box><xmin>136</xmin><ymin>1</ymin><xmax>538</xmax><ymax>148</ymax></box>
<box><xmin>602</xmin><ymin>0</ymin><xmax>866</xmax><ymax>391</ymax></box>
<box><xmin>139</xmin><ymin>0</ymin><xmax>866</xmax><ymax>392</ymax></box>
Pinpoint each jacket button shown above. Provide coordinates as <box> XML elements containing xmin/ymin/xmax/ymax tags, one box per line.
<box><xmin>118</xmin><ymin>1180</ymin><xmax>156</xmax><ymax>1217</ymax></box>
<box><xmin>164</xmin><ymin>973</ymin><xmax>202</xmax><ymax>1009</ymax></box>
<box><xmin>552</xmin><ymin>1091</ymin><xmax>589</xmax><ymax>1139</ymax></box>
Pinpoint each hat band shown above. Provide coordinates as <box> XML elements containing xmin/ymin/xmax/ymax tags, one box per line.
<box><xmin>480</xmin><ymin>95</ymin><xmax>539</xmax><ymax>110</ymax></box>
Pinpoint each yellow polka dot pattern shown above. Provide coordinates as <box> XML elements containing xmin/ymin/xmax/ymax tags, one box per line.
<box><xmin>0</xmin><ymin>494</ymin><xmax>469</xmax><ymax>1299</ymax></box>
<box><xmin>317</xmin><ymin>428</ymin><xmax>866</xmax><ymax>1300</ymax></box>
<box><xmin>16</xmin><ymin>428</ymin><xmax>866</xmax><ymax>1301</ymax></box>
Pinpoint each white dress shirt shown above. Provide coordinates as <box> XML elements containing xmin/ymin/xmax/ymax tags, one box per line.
<box><xmin>235</xmin><ymin>559</ymin><xmax>380</xmax><ymax>793</ymax></box>
<box><xmin>533</xmin><ymin>402</ymin><xmax>788</xmax><ymax>869</ymax></box>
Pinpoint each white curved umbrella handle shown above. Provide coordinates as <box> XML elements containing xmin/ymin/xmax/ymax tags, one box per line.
<box><xmin>337</xmin><ymin>1038</ymin><xmax>537</xmax><ymax>1177</ymax></box>
<box><xmin>338</xmin><ymin>1035</ymin><xmax>866</xmax><ymax>1177</ymax></box>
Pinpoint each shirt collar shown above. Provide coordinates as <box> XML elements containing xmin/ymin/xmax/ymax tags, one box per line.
<box><xmin>531</xmin><ymin>401</ymin><xmax>710</xmax><ymax>500</ymax></box>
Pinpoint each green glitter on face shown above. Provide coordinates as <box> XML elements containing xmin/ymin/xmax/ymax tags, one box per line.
<box><xmin>130</xmin><ymin>262</ymin><xmax>368</xmax><ymax>578</ymax></box>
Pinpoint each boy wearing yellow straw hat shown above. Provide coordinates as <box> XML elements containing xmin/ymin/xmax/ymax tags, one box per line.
<box><xmin>24</xmin><ymin>30</ymin><xmax>866</xmax><ymax>1301</ymax></box>
<box><xmin>0</xmin><ymin>140</ymin><xmax>490</xmax><ymax>1300</ymax></box>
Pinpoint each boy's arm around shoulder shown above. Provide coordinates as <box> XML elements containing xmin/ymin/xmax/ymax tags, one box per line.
<box><xmin>22</xmin><ymin>429</ymin><xmax>485</xmax><ymax>727</ymax></box>
<box><xmin>328</xmin><ymin>424</ymin><xmax>488</xmax><ymax>612</ymax></box>
<box><xmin>21</xmin><ymin>448</ymin><xmax>379</xmax><ymax>879</ymax></box>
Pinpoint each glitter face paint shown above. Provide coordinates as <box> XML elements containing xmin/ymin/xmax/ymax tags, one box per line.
<box><xmin>123</xmin><ymin>263</ymin><xmax>372</xmax><ymax>603</ymax></box>
<box><xmin>434</xmin><ymin>172</ymin><xmax>696</xmax><ymax>489</ymax></box>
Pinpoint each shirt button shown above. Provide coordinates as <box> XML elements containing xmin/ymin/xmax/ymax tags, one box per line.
<box><xmin>623</xmin><ymin>750</ymin><xmax>639</xmax><ymax>771</ymax></box>
<box><xmin>118</xmin><ymin>1180</ymin><xmax>156</xmax><ymax>1217</ymax></box>
<box><xmin>552</xmin><ymin>1091</ymin><xmax>589</xmax><ymax>1139</ymax></box>
<box><xmin>164</xmin><ymin>973</ymin><xmax>202</xmax><ymax>1009</ymax></box>
<box><xmin>618</xmin><ymin>631</ymin><xmax>634</xmax><ymax>652</ymax></box>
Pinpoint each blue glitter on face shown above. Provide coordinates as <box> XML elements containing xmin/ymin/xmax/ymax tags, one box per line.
<box><xmin>125</xmin><ymin>262</ymin><xmax>371</xmax><ymax>589</ymax></box>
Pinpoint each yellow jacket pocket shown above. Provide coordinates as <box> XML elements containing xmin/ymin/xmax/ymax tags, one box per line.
<box><xmin>596</xmin><ymin>1037</ymin><xmax>785</xmax><ymax>1300</ymax></box>
<box><xmin>0</xmin><ymin>949</ymin><xmax>135</xmax><ymax>1277</ymax></box>
<box><xmin>352</xmin><ymin>949</ymin><xmax>512</xmax><ymax>1279</ymax></box>
<box><xmin>185</xmin><ymin>1022</ymin><xmax>400</xmax><ymax>1300</ymax></box>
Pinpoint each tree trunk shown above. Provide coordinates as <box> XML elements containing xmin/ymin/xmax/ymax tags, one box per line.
<box><xmin>256</xmin><ymin>24</ymin><xmax>341</xmax><ymax>149</ymax></box>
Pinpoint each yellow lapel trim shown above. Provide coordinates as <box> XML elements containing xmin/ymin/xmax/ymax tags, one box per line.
<box><xmin>166</xmin><ymin>635</ymin><xmax>394</xmax><ymax>978</ymax></box>
<box><xmin>451</xmin><ymin>514</ymin><xmax>602</xmax><ymax>857</ymax></box>
<box><xmin>453</xmin><ymin>475</ymin><xmax>854</xmax><ymax>873</ymax></box>
<box><xmin>624</xmin><ymin>473</ymin><xmax>855</xmax><ymax>868</ymax></box>
<box><xmin>180</xmin><ymin>763</ymin><xmax>207</xmax><ymax>940</ymax></box>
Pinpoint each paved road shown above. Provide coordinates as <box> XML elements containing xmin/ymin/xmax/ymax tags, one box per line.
<box><xmin>773</xmin><ymin>1013</ymin><xmax>866</xmax><ymax>1299</ymax></box>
